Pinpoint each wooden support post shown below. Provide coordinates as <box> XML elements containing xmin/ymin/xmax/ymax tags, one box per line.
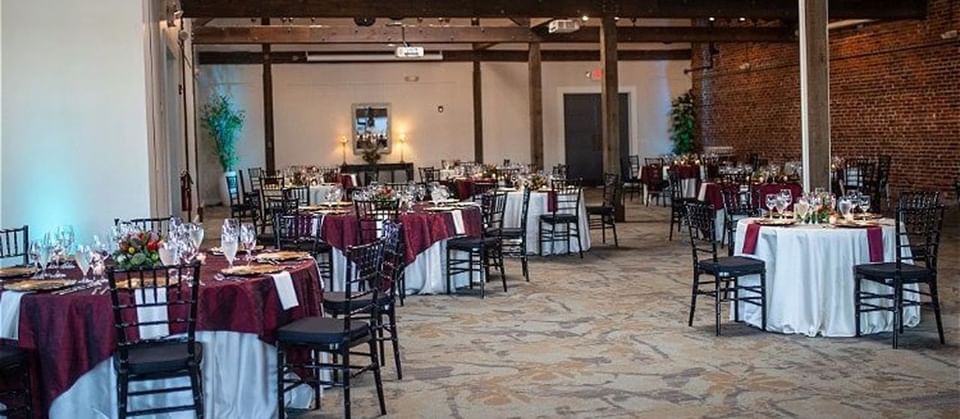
<box><xmin>528</xmin><ymin>43</ymin><xmax>544</xmax><ymax>170</ymax></box>
<box><xmin>262</xmin><ymin>18</ymin><xmax>276</xmax><ymax>172</ymax></box>
<box><xmin>799</xmin><ymin>0</ymin><xmax>831</xmax><ymax>191</ymax></box>
<box><xmin>601</xmin><ymin>14</ymin><xmax>624</xmax><ymax>221</ymax></box>
<box><xmin>472</xmin><ymin>60</ymin><xmax>484</xmax><ymax>163</ymax></box>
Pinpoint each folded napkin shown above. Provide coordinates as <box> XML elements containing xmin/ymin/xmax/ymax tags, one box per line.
<box><xmin>451</xmin><ymin>210</ymin><xmax>466</xmax><ymax>235</ymax></box>
<box><xmin>0</xmin><ymin>291</ymin><xmax>30</xmax><ymax>340</ymax></box>
<box><xmin>135</xmin><ymin>289</ymin><xmax>170</xmax><ymax>340</ymax></box>
<box><xmin>741</xmin><ymin>222</ymin><xmax>761</xmax><ymax>254</ymax></box>
<box><xmin>866</xmin><ymin>227</ymin><xmax>884</xmax><ymax>263</ymax></box>
<box><xmin>272</xmin><ymin>271</ymin><xmax>300</xmax><ymax>310</ymax></box>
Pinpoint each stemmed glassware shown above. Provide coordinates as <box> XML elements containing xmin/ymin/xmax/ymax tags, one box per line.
<box><xmin>221</xmin><ymin>219</ymin><xmax>240</xmax><ymax>268</ymax></box>
<box><xmin>29</xmin><ymin>241</ymin><xmax>45</xmax><ymax>278</ymax></box>
<box><xmin>75</xmin><ymin>245</ymin><xmax>92</xmax><ymax>282</ymax></box>
<box><xmin>795</xmin><ymin>197</ymin><xmax>810</xmax><ymax>222</ymax></box>
<box><xmin>775</xmin><ymin>195</ymin><xmax>789</xmax><ymax>219</ymax></box>
<box><xmin>765</xmin><ymin>194</ymin><xmax>778</xmax><ymax>219</ymax></box>
<box><xmin>838</xmin><ymin>197</ymin><xmax>854</xmax><ymax>221</ymax></box>
<box><xmin>240</xmin><ymin>223</ymin><xmax>257</xmax><ymax>264</ymax></box>
<box><xmin>858</xmin><ymin>195</ymin><xmax>872</xmax><ymax>218</ymax></box>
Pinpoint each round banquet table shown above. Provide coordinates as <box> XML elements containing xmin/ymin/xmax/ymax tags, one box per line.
<box><xmin>315</xmin><ymin>204</ymin><xmax>486</xmax><ymax>295</ymax></box>
<box><xmin>0</xmin><ymin>255</ymin><xmax>321</xmax><ymax>418</ymax></box>
<box><xmin>698</xmin><ymin>182</ymin><xmax>804</xmax><ymax>241</ymax></box>
<box><xmin>732</xmin><ymin>218</ymin><xmax>920</xmax><ymax>337</ymax></box>
<box><xmin>502</xmin><ymin>190</ymin><xmax>591</xmax><ymax>256</ymax></box>
<box><xmin>263</xmin><ymin>183</ymin><xmax>341</xmax><ymax>205</ymax></box>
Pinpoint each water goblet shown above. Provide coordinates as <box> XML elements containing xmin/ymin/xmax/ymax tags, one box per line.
<box><xmin>859</xmin><ymin>195</ymin><xmax>872</xmax><ymax>217</ymax></box>
<box><xmin>75</xmin><ymin>245</ymin><xmax>92</xmax><ymax>282</ymax></box>
<box><xmin>838</xmin><ymin>197</ymin><xmax>854</xmax><ymax>221</ymax></box>
<box><xmin>221</xmin><ymin>234</ymin><xmax>239</xmax><ymax>268</ymax></box>
<box><xmin>29</xmin><ymin>241</ymin><xmax>44</xmax><ymax>278</ymax></box>
<box><xmin>765</xmin><ymin>194</ymin><xmax>778</xmax><ymax>219</ymax></box>
<box><xmin>240</xmin><ymin>223</ymin><xmax>257</xmax><ymax>264</ymax></box>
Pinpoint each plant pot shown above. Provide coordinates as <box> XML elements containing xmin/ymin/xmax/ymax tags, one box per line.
<box><xmin>218</xmin><ymin>170</ymin><xmax>235</xmax><ymax>206</ymax></box>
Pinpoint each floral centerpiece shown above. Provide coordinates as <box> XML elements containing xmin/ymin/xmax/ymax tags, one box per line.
<box><xmin>372</xmin><ymin>185</ymin><xmax>396</xmax><ymax>201</ymax></box>
<box><xmin>481</xmin><ymin>163</ymin><xmax>497</xmax><ymax>179</ymax></box>
<box><xmin>361</xmin><ymin>144</ymin><xmax>383</xmax><ymax>165</ymax></box>
<box><xmin>114</xmin><ymin>230</ymin><xmax>162</xmax><ymax>270</ymax></box>
<box><xmin>526</xmin><ymin>173</ymin><xmax>548</xmax><ymax>190</ymax></box>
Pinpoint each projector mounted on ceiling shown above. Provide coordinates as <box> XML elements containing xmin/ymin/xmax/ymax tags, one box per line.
<box><xmin>548</xmin><ymin>19</ymin><xmax>581</xmax><ymax>34</ymax></box>
<box><xmin>395</xmin><ymin>46</ymin><xmax>425</xmax><ymax>58</ymax></box>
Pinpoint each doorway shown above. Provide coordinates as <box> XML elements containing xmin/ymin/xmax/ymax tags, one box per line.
<box><xmin>562</xmin><ymin>93</ymin><xmax>630</xmax><ymax>186</ymax></box>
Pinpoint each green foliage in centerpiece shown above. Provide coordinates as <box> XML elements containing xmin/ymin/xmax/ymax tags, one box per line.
<box><xmin>200</xmin><ymin>94</ymin><xmax>245</xmax><ymax>172</ymax></box>
<box><xmin>527</xmin><ymin>173</ymin><xmax>548</xmax><ymax>190</ymax></box>
<box><xmin>669</xmin><ymin>90</ymin><xmax>696</xmax><ymax>155</ymax></box>
<box><xmin>113</xmin><ymin>230</ymin><xmax>162</xmax><ymax>270</ymax></box>
<box><xmin>361</xmin><ymin>144</ymin><xmax>383</xmax><ymax>165</ymax></box>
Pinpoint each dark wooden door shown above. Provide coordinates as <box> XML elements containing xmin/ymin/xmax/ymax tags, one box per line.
<box><xmin>563</xmin><ymin>93</ymin><xmax>629</xmax><ymax>186</ymax></box>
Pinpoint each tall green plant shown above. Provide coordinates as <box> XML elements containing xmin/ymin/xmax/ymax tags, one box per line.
<box><xmin>200</xmin><ymin>94</ymin><xmax>245</xmax><ymax>172</ymax></box>
<box><xmin>669</xmin><ymin>90</ymin><xmax>696</xmax><ymax>155</ymax></box>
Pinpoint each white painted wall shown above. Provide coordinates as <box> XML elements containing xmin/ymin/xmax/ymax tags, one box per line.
<box><xmin>196</xmin><ymin>59</ymin><xmax>690</xmax><ymax>201</ymax></box>
<box><xmin>1</xmin><ymin>0</ymin><xmax>153</xmax><ymax>239</ymax></box>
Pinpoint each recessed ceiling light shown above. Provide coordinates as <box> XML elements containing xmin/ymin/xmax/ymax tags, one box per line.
<box><xmin>581</xmin><ymin>15</ymin><xmax>590</xmax><ymax>22</ymax></box>
<box><xmin>708</xmin><ymin>17</ymin><xmax>716</xmax><ymax>22</ymax></box>
<box><xmin>739</xmin><ymin>17</ymin><xmax>747</xmax><ymax>22</ymax></box>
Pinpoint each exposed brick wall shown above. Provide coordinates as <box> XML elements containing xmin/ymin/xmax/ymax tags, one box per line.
<box><xmin>691</xmin><ymin>0</ymin><xmax>960</xmax><ymax>198</ymax></box>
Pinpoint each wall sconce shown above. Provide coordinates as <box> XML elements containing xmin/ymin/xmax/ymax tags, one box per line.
<box><xmin>339</xmin><ymin>135</ymin><xmax>348</xmax><ymax>165</ymax></box>
<box><xmin>398</xmin><ymin>134</ymin><xmax>408</xmax><ymax>162</ymax></box>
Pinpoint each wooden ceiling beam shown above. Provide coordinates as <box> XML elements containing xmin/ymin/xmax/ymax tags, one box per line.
<box><xmin>192</xmin><ymin>25</ymin><xmax>796</xmax><ymax>45</ymax></box>
<box><xmin>181</xmin><ymin>0</ymin><xmax>926</xmax><ymax>20</ymax></box>
<box><xmin>197</xmin><ymin>49</ymin><xmax>692</xmax><ymax>65</ymax></box>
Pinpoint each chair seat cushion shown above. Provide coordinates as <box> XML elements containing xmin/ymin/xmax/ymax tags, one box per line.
<box><xmin>277</xmin><ymin>316</ymin><xmax>371</xmax><ymax>346</ymax></box>
<box><xmin>323</xmin><ymin>291</ymin><xmax>390</xmax><ymax>315</ymax></box>
<box><xmin>855</xmin><ymin>262</ymin><xmax>933</xmax><ymax>280</ymax></box>
<box><xmin>499</xmin><ymin>227</ymin><xmax>525</xmax><ymax>238</ymax></box>
<box><xmin>0</xmin><ymin>346</ymin><xmax>26</xmax><ymax>369</ymax></box>
<box><xmin>586</xmin><ymin>205</ymin><xmax>614</xmax><ymax>215</ymax></box>
<box><xmin>540</xmin><ymin>214</ymin><xmax>578</xmax><ymax>223</ymax></box>
<box><xmin>448</xmin><ymin>236</ymin><xmax>498</xmax><ymax>250</ymax></box>
<box><xmin>115</xmin><ymin>341</ymin><xmax>202</xmax><ymax>375</ymax></box>
<box><xmin>699</xmin><ymin>256</ymin><xmax>765</xmax><ymax>276</ymax></box>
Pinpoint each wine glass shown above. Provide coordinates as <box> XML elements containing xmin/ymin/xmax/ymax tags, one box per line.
<box><xmin>775</xmin><ymin>196</ymin><xmax>789</xmax><ymax>219</ymax></box>
<box><xmin>185</xmin><ymin>223</ymin><xmax>204</xmax><ymax>250</ymax></box>
<box><xmin>38</xmin><ymin>236</ymin><xmax>53</xmax><ymax>279</ymax></box>
<box><xmin>795</xmin><ymin>199</ymin><xmax>810</xmax><ymax>222</ymax></box>
<box><xmin>240</xmin><ymin>223</ymin><xmax>257</xmax><ymax>264</ymax></box>
<box><xmin>859</xmin><ymin>195</ymin><xmax>872</xmax><ymax>217</ymax></box>
<box><xmin>29</xmin><ymin>241</ymin><xmax>43</xmax><ymax>278</ymax></box>
<box><xmin>838</xmin><ymin>197</ymin><xmax>854</xmax><ymax>221</ymax></box>
<box><xmin>75</xmin><ymin>245</ymin><xmax>92</xmax><ymax>282</ymax></box>
<box><xmin>779</xmin><ymin>189</ymin><xmax>793</xmax><ymax>208</ymax></box>
<box><xmin>221</xmin><ymin>233</ymin><xmax>239</xmax><ymax>268</ymax></box>
<box><xmin>222</xmin><ymin>218</ymin><xmax>240</xmax><ymax>239</ymax></box>
<box><xmin>765</xmin><ymin>194</ymin><xmax>778</xmax><ymax>219</ymax></box>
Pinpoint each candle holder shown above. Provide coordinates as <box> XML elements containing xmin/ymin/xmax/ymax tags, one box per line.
<box><xmin>339</xmin><ymin>136</ymin><xmax>348</xmax><ymax>165</ymax></box>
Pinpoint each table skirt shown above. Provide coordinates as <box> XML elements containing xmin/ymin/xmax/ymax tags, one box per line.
<box><xmin>502</xmin><ymin>191</ymin><xmax>591</xmax><ymax>255</ymax></box>
<box><xmin>733</xmin><ymin>220</ymin><xmax>920</xmax><ymax>337</ymax></box>
<box><xmin>47</xmin><ymin>331</ymin><xmax>313</xmax><ymax>419</ymax></box>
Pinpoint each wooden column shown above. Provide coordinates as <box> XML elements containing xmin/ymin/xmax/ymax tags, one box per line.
<box><xmin>799</xmin><ymin>0</ymin><xmax>831</xmax><ymax>191</ymax></box>
<box><xmin>528</xmin><ymin>43</ymin><xmax>544</xmax><ymax>170</ymax></box>
<box><xmin>600</xmin><ymin>14</ymin><xmax>624</xmax><ymax>220</ymax></box>
<box><xmin>472</xmin><ymin>60</ymin><xmax>484</xmax><ymax>163</ymax></box>
<box><xmin>262</xmin><ymin>17</ymin><xmax>276</xmax><ymax>172</ymax></box>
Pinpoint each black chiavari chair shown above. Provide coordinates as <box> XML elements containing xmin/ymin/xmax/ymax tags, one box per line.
<box><xmin>283</xmin><ymin>186</ymin><xmax>311</xmax><ymax>207</ymax></box>
<box><xmin>469</xmin><ymin>181</ymin><xmax>498</xmax><ymax>202</ymax></box>
<box><xmin>277</xmin><ymin>240</ymin><xmax>387</xmax><ymax>419</ymax></box>
<box><xmin>107</xmin><ymin>262</ymin><xmax>204</xmax><ymax>418</ymax></box>
<box><xmin>587</xmin><ymin>173</ymin><xmax>621</xmax><ymax>246</ymax></box>
<box><xmin>322</xmin><ymin>221</ymin><xmax>404</xmax><ymax>380</ymax></box>
<box><xmin>224</xmin><ymin>172</ymin><xmax>260</xmax><ymax>231</ymax></box>
<box><xmin>720</xmin><ymin>184</ymin><xmax>759</xmax><ymax>256</ymax></box>
<box><xmin>0</xmin><ymin>225</ymin><xmax>29</xmax><ymax>266</ymax></box>
<box><xmin>685</xmin><ymin>202</ymin><xmax>767</xmax><ymax>336</ymax></box>
<box><xmin>854</xmin><ymin>192</ymin><xmax>945</xmax><ymax>349</ymax></box>
<box><xmin>354</xmin><ymin>199</ymin><xmax>400</xmax><ymax>244</ymax></box>
<box><xmin>668</xmin><ymin>169</ymin><xmax>698</xmax><ymax>241</ymax></box>
<box><xmin>641</xmin><ymin>158</ymin><xmax>667</xmax><ymax>206</ymax></box>
<box><xmin>538</xmin><ymin>178</ymin><xmax>584</xmax><ymax>258</ymax></box>
<box><xmin>273</xmin><ymin>211</ymin><xmax>334</xmax><ymax>283</ymax></box>
<box><xmin>419</xmin><ymin>167</ymin><xmax>440</xmax><ymax>183</ymax></box>
<box><xmin>622</xmin><ymin>156</ymin><xmax>642</xmax><ymax>202</ymax></box>
<box><xmin>447</xmin><ymin>191</ymin><xmax>507</xmax><ymax>298</ymax></box>
<box><xmin>500</xmin><ymin>188</ymin><xmax>531</xmax><ymax>281</ymax></box>
<box><xmin>247</xmin><ymin>167</ymin><xmax>264</xmax><ymax>194</ymax></box>
<box><xmin>551</xmin><ymin>164</ymin><xmax>568</xmax><ymax>179</ymax></box>
<box><xmin>876</xmin><ymin>155</ymin><xmax>892</xmax><ymax>210</ymax></box>
<box><xmin>843</xmin><ymin>158</ymin><xmax>877</xmax><ymax>196</ymax></box>
<box><xmin>0</xmin><ymin>344</ymin><xmax>32</xmax><ymax>418</ymax></box>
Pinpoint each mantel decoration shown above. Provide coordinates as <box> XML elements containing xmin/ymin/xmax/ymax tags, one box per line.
<box><xmin>669</xmin><ymin>90</ymin><xmax>695</xmax><ymax>155</ymax></box>
<box><xmin>352</xmin><ymin>103</ymin><xmax>392</xmax><ymax>156</ymax></box>
<box><xmin>200</xmin><ymin>94</ymin><xmax>245</xmax><ymax>172</ymax></box>
<box><xmin>113</xmin><ymin>230</ymin><xmax>162</xmax><ymax>270</ymax></box>
<box><xmin>361</xmin><ymin>143</ymin><xmax>384</xmax><ymax>165</ymax></box>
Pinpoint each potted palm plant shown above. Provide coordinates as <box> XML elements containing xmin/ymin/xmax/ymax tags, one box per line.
<box><xmin>200</xmin><ymin>94</ymin><xmax>244</xmax><ymax>205</ymax></box>
<box><xmin>670</xmin><ymin>90</ymin><xmax>695</xmax><ymax>155</ymax></box>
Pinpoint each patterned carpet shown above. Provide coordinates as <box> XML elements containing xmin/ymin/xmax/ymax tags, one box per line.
<box><xmin>256</xmin><ymin>196</ymin><xmax>960</xmax><ymax>419</ymax></box>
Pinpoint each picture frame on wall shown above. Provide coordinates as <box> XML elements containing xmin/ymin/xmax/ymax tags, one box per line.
<box><xmin>351</xmin><ymin>103</ymin><xmax>391</xmax><ymax>155</ymax></box>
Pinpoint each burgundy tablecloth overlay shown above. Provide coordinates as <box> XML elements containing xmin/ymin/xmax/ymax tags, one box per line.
<box><xmin>671</xmin><ymin>164</ymin><xmax>700</xmax><ymax>179</ymax></box>
<box><xmin>741</xmin><ymin>222</ymin><xmax>762</xmax><ymax>254</ymax></box>
<box><xmin>318</xmin><ymin>206</ymin><xmax>483</xmax><ymax>264</ymax></box>
<box><xmin>4</xmin><ymin>256</ymin><xmax>322</xmax><ymax>417</ymax></box>
<box><xmin>338</xmin><ymin>174</ymin><xmax>354</xmax><ymax>190</ymax></box>
<box><xmin>867</xmin><ymin>227</ymin><xmax>884</xmax><ymax>263</ymax></box>
<box><xmin>701</xmin><ymin>182</ymin><xmax>804</xmax><ymax>211</ymax></box>
<box><xmin>640</xmin><ymin>165</ymin><xmax>663</xmax><ymax>188</ymax></box>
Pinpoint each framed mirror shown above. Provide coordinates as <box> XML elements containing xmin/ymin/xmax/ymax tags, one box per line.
<box><xmin>351</xmin><ymin>103</ymin><xmax>391</xmax><ymax>155</ymax></box>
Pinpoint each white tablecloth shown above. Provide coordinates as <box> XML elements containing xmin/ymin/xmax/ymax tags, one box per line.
<box><xmin>263</xmin><ymin>184</ymin><xmax>340</xmax><ymax>205</ymax></box>
<box><xmin>502</xmin><ymin>191</ymin><xmax>591</xmax><ymax>256</ymax></box>
<box><xmin>327</xmin><ymin>240</ymin><xmax>479</xmax><ymax>295</ymax></box>
<box><xmin>49</xmin><ymin>331</ymin><xmax>314</xmax><ymax>418</ymax></box>
<box><xmin>733</xmin><ymin>219</ymin><xmax>920</xmax><ymax>337</ymax></box>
